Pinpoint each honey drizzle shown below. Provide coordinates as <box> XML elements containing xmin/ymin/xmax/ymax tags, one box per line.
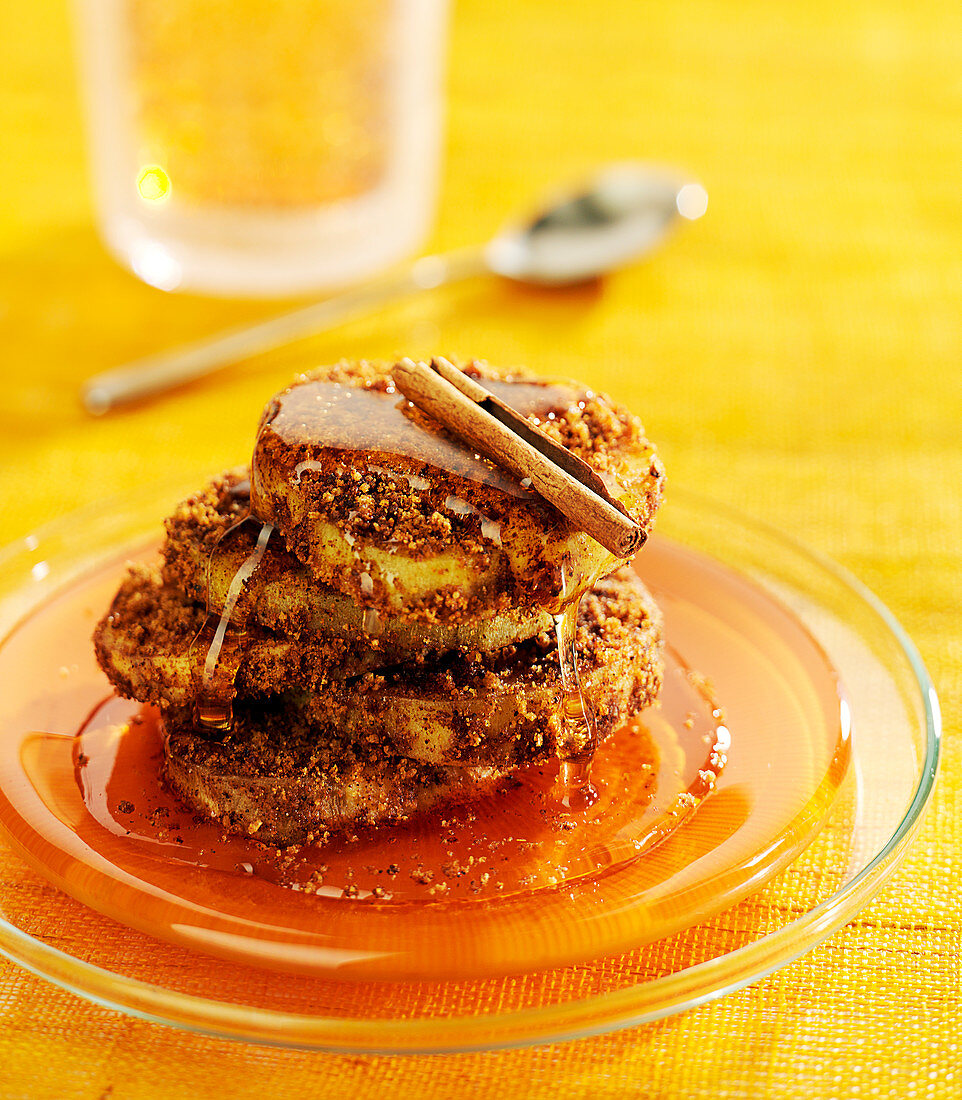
<box><xmin>552</xmin><ymin>553</ymin><xmax>600</xmax><ymax>810</ymax></box>
<box><xmin>250</xmin><ymin>376</ymin><xmax>586</xmax><ymax>515</ymax></box>
<box><xmin>189</xmin><ymin>516</ymin><xmax>274</xmax><ymax>732</ymax></box>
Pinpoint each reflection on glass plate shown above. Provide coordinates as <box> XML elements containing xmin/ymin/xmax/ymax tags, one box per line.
<box><xmin>0</xmin><ymin>484</ymin><xmax>940</xmax><ymax>1052</ymax></box>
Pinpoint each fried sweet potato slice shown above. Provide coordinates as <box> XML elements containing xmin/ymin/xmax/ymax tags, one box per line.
<box><xmin>249</xmin><ymin>360</ymin><xmax>664</xmax><ymax>620</ymax></box>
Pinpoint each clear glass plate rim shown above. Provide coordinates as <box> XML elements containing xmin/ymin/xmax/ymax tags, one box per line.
<box><xmin>0</xmin><ymin>482</ymin><xmax>942</xmax><ymax>1053</ymax></box>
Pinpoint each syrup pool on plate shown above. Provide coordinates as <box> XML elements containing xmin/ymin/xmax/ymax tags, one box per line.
<box><xmin>0</xmin><ymin>535</ymin><xmax>849</xmax><ymax>982</ymax></box>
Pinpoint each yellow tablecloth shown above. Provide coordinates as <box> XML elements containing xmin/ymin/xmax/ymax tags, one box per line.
<box><xmin>1</xmin><ymin>0</ymin><xmax>960</xmax><ymax>1096</ymax></box>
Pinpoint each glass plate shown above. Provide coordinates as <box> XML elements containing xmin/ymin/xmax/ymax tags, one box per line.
<box><xmin>0</xmin><ymin>483</ymin><xmax>940</xmax><ymax>1052</ymax></box>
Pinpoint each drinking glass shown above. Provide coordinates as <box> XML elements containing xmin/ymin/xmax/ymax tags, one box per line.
<box><xmin>74</xmin><ymin>0</ymin><xmax>448</xmax><ymax>296</ymax></box>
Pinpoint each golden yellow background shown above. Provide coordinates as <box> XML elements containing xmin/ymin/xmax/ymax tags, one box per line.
<box><xmin>1</xmin><ymin>0</ymin><xmax>959</xmax><ymax>1096</ymax></box>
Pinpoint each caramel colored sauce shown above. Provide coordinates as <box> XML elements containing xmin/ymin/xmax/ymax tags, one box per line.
<box><xmin>256</xmin><ymin>375</ymin><xmax>581</xmax><ymax>474</ymax></box>
<box><xmin>251</xmin><ymin>375</ymin><xmax>582</xmax><ymax>504</ymax></box>
<box><xmin>0</xmin><ymin>538</ymin><xmax>849</xmax><ymax>981</ymax></box>
<box><xmin>57</xmin><ymin>650</ymin><xmax>718</xmax><ymax>904</ymax></box>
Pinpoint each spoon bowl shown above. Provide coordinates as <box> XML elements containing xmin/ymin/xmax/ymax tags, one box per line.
<box><xmin>486</xmin><ymin>164</ymin><xmax>706</xmax><ymax>286</ymax></box>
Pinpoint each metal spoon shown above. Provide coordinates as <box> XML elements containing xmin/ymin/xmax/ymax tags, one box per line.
<box><xmin>82</xmin><ymin>163</ymin><xmax>707</xmax><ymax>415</ymax></box>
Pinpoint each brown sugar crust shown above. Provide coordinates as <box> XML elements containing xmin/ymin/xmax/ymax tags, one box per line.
<box><xmin>297</xmin><ymin>566</ymin><xmax>663</xmax><ymax>767</ymax></box>
<box><xmin>163</xmin><ymin>707</ymin><xmax>510</xmax><ymax>844</ymax></box>
<box><xmin>93</xmin><ymin>564</ymin><xmax>389</xmax><ymax>708</ymax></box>
<box><xmin>249</xmin><ymin>359</ymin><xmax>665</xmax><ymax>619</ymax></box>
<box><xmin>162</xmin><ymin>469</ymin><xmax>553</xmax><ymax>656</ymax></box>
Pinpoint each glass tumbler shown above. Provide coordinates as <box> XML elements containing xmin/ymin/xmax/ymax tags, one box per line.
<box><xmin>73</xmin><ymin>0</ymin><xmax>448</xmax><ymax>296</ymax></box>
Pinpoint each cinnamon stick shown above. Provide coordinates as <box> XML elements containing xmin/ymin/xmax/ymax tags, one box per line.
<box><xmin>392</xmin><ymin>358</ymin><xmax>646</xmax><ymax>557</ymax></box>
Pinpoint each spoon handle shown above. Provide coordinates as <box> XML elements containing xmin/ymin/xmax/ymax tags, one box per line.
<box><xmin>81</xmin><ymin>246</ymin><xmax>487</xmax><ymax>415</ymax></box>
